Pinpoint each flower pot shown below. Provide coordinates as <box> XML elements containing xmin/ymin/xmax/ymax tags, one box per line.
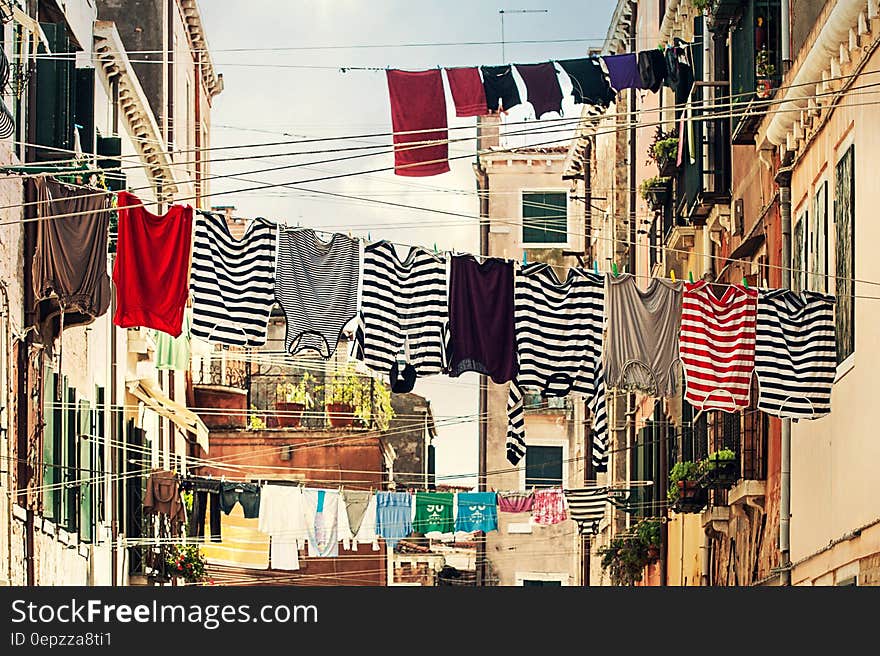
<box><xmin>658</xmin><ymin>156</ymin><xmax>678</xmax><ymax>177</ymax></box>
<box><xmin>326</xmin><ymin>403</ymin><xmax>354</xmax><ymax>428</ymax></box>
<box><xmin>274</xmin><ymin>402</ymin><xmax>304</xmax><ymax>428</ymax></box>
<box><xmin>193</xmin><ymin>384</ymin><xmax>247</xmax><ymax>429</ymax></box>
<box><xmin>672</xmin><ymin>480</ymin><xmax>707</xmax><ymax>513</ymax></box>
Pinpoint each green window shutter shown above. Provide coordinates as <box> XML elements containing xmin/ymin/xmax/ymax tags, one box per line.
<box><xmin>74</xmin><ymin>68</ymin><xmax>95</xmax><ymax>155</ymax></box>
<box><xmin>525</xmin><ymin>444</ymin><xmax>563</xmax><ymax>488</ymax></box>
<box><xmin>78</xmin><ymin>398</ymin><xmax>93</xmax><ymax>543</ymax></box>
<box><xmin>35</xmin><ymin>22</ymin><xmax>75</xmax><ymax>161</ymax></box>
<box><xmin>42</xmin><ymin>368</ymin><xmax>59</xmax><ymax>521</ymax></box>
<box><xmin>522</xmin><ymin>191</ymin><xmax>567</xmax><ymax>245</ymax></box>
<box><xmin>835</xmin><ymin>145</ymin><xmax>855</xmax><ymax>363</ymax></box>
<box><xmin>97</xmin><ymin>136</ymin><xmax>125</xmax><ymax>191</ymax></box>
<box><xmin>62</xmin><ymin>385</ymin><xmax>78</xmax><ymax>533</ymax></box>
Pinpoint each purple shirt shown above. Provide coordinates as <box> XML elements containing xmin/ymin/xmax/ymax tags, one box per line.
<box><xmin>447</xmin><ymin>256</ymin><xmax>517</xmax><ymax>384</ymax></box>
<box><xmin>514</xmin><ymin>62</ymin><xmax>564</xmax><ymax>118</ymax></box>
<box><xmin>602</xmin><ymin>53</ymin><xmax>645</xmax><ymax>91</ymax></box>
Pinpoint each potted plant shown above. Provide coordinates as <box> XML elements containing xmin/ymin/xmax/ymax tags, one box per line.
<box><xmin>639</xmin><ymin>175</ymin><xmax>671</xmax><ymax>212</ymax></box>
<box><xmin>755</xmin><ymin>48</ymin><xmax>776</xmax><ymax>99</ymax></box>
<box><xmin>325</xmin><ymin>366</ymin><xmax>396</xmax><ymax>430</ymax></box>
<box><xmin>275</xmin><ymin>373</ymin><xmax>314</xmax><ymax>428</ymax></box>
<box><xmin>165</xmin><ymin>544</ymin><xmax>207</xmax><ymax>585</ymax></box>
<box><xmin>647</xmin><ymin>127</ymin><xmax>679</xmax><ymax>176</ymax></box>
<box><xmin>699</xmin><ymin>448</ymin><xmax>738</xmax><ymax>489</ymax></box>
<box><xmin>668</xmin><ymin>460</ymin><xmax>707</xmax><ymax>513</ymax></box>
<box><xmin>597</xmin><ymin>518</ymin><xmax>663</xmax><ymax>586</ymax></box>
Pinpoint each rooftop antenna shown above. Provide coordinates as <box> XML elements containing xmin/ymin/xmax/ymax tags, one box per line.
<box><xmin>499</xmin><ymin>9</ymin><xmax>548</xmax><ymax>64</ymax></box>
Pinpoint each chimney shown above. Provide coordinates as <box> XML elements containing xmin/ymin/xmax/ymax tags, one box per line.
<box><xmin>476</xmin><ymin>114</ymin><xmax>500</xmax><ymax>152</ymax></box>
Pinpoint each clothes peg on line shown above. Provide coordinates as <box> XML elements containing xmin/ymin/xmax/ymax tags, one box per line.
<box><xmin>688</xmin><ymin>271</ymin><xmax>694</xmax><ymax>284</ymax></box>
<box><xmin>522</xmin><ymin>251</ymin><xmax>528</xmax><ymax>266</ymax></box>
<box><xmin>612</xmin><ymin>262</ymin><xmax>619</xmax><ymax>277</ymax></box>
<box><xmin>594</xmin><ymin>261</ymin><xmax>599</xmax><ymax>275</ymax></box>
<box><xmin>433</xmin><ymin>242</ymin><xmax>438</xmax><ymax>254</ymax></box>
<box><xmin>670</xmin><ymin>270</ymin><xmax>676</xmax><ymax>283</ymax></box>
<box><xmin>742</xmin><ymin>276</ymin><xmax>749</xmax><ymax>289</ymax></box>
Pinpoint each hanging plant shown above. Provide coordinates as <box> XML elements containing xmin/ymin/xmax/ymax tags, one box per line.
<box><xmin>598</xmin><ymin>518</ymin><xmax>662</xmax><ymax>586</ymax></box>
<box><xmin>647</xmin><ymin>127</ymin><xmax>679</xmax><ymax>175</ymax></box>
<box><xmin>165</xmin><ymin>544</ymin><xmax>208</xmax><ymax>584</ymax></box>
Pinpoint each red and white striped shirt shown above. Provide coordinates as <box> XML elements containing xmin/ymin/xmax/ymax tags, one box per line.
<box><xmin>680</xmin><ymin>281</ymin><xmax>757</xmax><ymax>412</ymax></box>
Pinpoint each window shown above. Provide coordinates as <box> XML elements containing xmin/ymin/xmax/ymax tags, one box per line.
<box><xmin>834</xmin><ymin>145</ymin><xmax>855</xmax><ymax>363</ymax></box>
<box><xmin>524</xmin><ymin>445</ymin><xmax>563</xmax><ymax>488</ymax></box>
<box><xmin>809</xmin><ymin>181</ymin><xmax>829</xmax><ymax>293</ymax></box>
<box><xmin>522</xmin><ymin>191</ymin><xmax>568</xmax><ymax>246</ymax></box>
<box><xmin>792</xmin><ymin>209</ymin><xmax>806</xmax><ymax>293</ymax></box>
<box><xmin>522</xmin><ymin>579</ymin><xmax>562</xmax><ymax>587</ymax></box>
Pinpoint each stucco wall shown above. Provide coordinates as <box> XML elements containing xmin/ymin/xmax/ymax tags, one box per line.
<box><xmin>788</xmin><ymin>42</ymin><xmax>880</xmax><ymax>574</ymax></box>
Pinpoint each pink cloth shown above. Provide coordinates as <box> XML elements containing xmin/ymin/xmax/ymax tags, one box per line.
<box><xmin>386</xmin><ymin>69</ymin><xmax>450</xmax><ymax>177</ymax></box>
<box><xmin>445</xmin><ymin>67</ymin><xmax>487</xmax><ymax>117</ymax></box>
<box><xmin>497</xmin><ymin>492</ymin><xmax>534</xmax><ymax>514</ymax></box>
<box><xmin>532</xmin><ymin>489</ymin><xmax>567</xmax><ymax>525</ymax></box>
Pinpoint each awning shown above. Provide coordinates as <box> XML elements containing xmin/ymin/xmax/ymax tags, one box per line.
<box><xmin>127</xmin><ymin>379</ymin><xmax>209</xmax><ymax>453</ymax></box>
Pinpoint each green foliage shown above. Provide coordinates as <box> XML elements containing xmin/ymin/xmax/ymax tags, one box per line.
<box><xmin>647</xmin><ymin>127</ymin><xmax>678</xmax><ymax>169</ymax></box>
<box><xmin>756</xmin><ymin>48</ymin><xmax>776</xmax><ymax>78</ymax></box>
<box><xmin>709</xmin><ymin>448</ymin><xmax>736</xmax><ymax>461</ymax></box>
<box><xmin>276</xmin><ymin>373</ymin><xmax>314</xmax><ymax>406</ymax></box>
<box><xmin>166</xmin><ymin>544</ymin><xmax>207</xmax><ymax>584</ymax></box>
<box><xmin>699</xmin><ymin>448</ymin><xmax>737</xmax><ymax>473</ymax></box>
<box><xmin>691</xmin><ymin>0</ymin><xmax>713</xmax><ymax>11</ymax></box>
<box><xmin>598</xmin><ymin>518</ymin><xmax>662</xmax><ymax>586</ymax></box>
<box><xmin>247</xmin><ymin>405</ymin><xmax>266</xmax><ymax>430</ymax></box>
<box><xmin>639</xmin><ymin>175</ymin><xmax>671</xmax><ymax>200</ymax></box>
<box><xmin>325</xmin><ymin>365</ymin><xmax>395</xmax><ymax>431</ymax></box>
<box><xmin>668</xmin><ymin>460</ymin><xmax>700</xmax><ymax>502</ymax></box>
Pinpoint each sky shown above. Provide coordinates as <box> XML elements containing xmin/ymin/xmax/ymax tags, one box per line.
<box><xmin>198</xmin><ymin>0</ymin><xmax>619</xmax><ymax>486</ymax></box>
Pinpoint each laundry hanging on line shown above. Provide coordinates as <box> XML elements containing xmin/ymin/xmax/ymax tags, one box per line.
<box><xmin>384</xmin><ymin>42</ymin><xmax>695</xmax><ymax>177</ymax></box>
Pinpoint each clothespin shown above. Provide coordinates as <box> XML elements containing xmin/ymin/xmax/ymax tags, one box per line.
<box><xmin>742</xmin><ymin>276</ymin><xmax>749</xmax><ymax>289</ymax></box>
<box><xmin>688</xmin><ymin>271</ymin><xmax>694</xmax><ymax>284</ymax></box>
<box><xmin>367</xmin><ymin>232</ymin><xmax>371</xmax><ymax>242</ymax></box>
<box><xmin>433</xmin><ymin>242</ymin><xmax>438</xmax><ymax>254</ymax></box>
<box><xmin>594</xmin><ymin>261</ymin><xmax>599</xmax><ymax>275</ymax></box>
<box><xmin>612</xmin><ymin>262</ymin><xmax>619</xmax><ymax>277</ymax></box>
<box><xmin>670</xmin><ymin>270</ymin><xmax>676</xmax><ymax>283</ymax></box>
<box><xmin>522</xmin><ymin>251</ymin><xmax>528</xmax><ymax>266</ymax></box>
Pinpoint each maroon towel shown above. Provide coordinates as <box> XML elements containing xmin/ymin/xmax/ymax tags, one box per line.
<box><xmin>498</xmin><ymin>492</ymin><xmax>535</xmax><ymax>513</ymax></box>
<box><xmin>514</xmin><ymin>63</ymin><xmax>563</xmax><ymax>118</ymax></box>
<box><xmin>386</xmin><ymin>69</ymin><xmax>450</xmax><ymax>177</ymax></box>
<box><xmin>445</xmin><ymin>67</ymin><xmax>487</xmax><ymax>117</ymax></box>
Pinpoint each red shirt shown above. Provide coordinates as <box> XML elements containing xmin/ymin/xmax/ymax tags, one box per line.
<box><xmin>113</xmin><ymin>192</ymin><xmax>192</xmax><ymax>336</ymax></box>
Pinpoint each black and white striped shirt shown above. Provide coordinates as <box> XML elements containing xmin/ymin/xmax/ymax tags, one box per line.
<box><xmin>563</xmin><ymin>487</ymin><xmax>608</xmax><ymax>535</ymax></box>
<box><xmin>755</xmin><ymin>289</ymin><xmax>837</xmax><ymax>419</ymax></box>
<box><xmin>506</xmin><ymin>264</ymin><xmax>607</xmax><ymax>469</ymax></box>
<box><xmin>355</xmin><ymin>240</ymin><xmax>447</xmax><ymax>379</ymax></box>
<box><xmin>275</xmin><ymin>228</ymin><xmax>360</xmax><ymax>358</ymax></box>
<box><xmin>190</xmin><ymin>212</ymin><xmax>277</xmax><ymax>347</ymax></box>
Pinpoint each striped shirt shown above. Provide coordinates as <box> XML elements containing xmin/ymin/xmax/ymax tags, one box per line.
<box><xmin>755</xmin><ymin>289</ymin><xmax>836</xmax><ymax>418</ymax></box>
<box><xmin>275</xmin><ymin>228</ymin><xmax>360</xmax><ymax>358</ymax></box>
<box><xmin>355</xmin><ymin>240</ymin><xmax>447</xmax><ymax>379</ymax></box>
<box><xmin>190</xmin><ymin>212</ymin><xmax>277</xmax><ymax>347</ymax></box>
<box><xmin>680</xmin><ymin>281</ymin><xmax>757</xmax><ymax>412</ymax></box>
<box><xmin>563</xmin><ymin>487</ymin><xmax>608</xmax><ymax>535</ymax></box>
<box><xmin>506</xmin><ymin>264</ymin><xmax>607</xmax><ymax>470</ymax></box>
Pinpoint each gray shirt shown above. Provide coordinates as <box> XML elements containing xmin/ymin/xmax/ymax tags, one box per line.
<box><xmin>605</xmin><ymin>274</ymin><xmax>682</xmax><ymax>396</ymax></box>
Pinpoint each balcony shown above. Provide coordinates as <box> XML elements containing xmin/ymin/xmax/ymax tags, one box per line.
<box><xmin>674</xmin><ymin>113</ymin><xmax>730</xmax><ymax>222</ymax></box>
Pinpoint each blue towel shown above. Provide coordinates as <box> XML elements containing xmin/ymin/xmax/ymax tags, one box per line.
<box><xmin>376</xmin><ymin>491</ymin><xmax>412</xmax><ymax>549</ymax></box>
<box><xmin>455</xmin><ymin>492</ymin><xmax>498</xmax><ymax>533</ymax></box>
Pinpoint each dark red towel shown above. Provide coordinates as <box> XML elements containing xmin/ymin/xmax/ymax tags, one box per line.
<box><xmin>445</xmin><ymin>67</ymin><xmax>487</xmax><ymax>117</ymax></box>
<box><xmin>386</xmin><ymin>69</ymin><xmax>450</xmax><ymax>177</ymax></box>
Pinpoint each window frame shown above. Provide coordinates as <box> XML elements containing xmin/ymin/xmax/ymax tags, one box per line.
<box><xmin>515</xmin><ymin>571</ymin><xmax>569</xmax><ymax>586</ymax></box>
<box><xmin>520</xmin><ymin>438</ymin><xmax>568</xmax><ymax>490</ymax></box>
<box><xmin>833</xmin><ymin>143</ymin><xmax>855</xmax><ymax>365</ymax></box>
<box><xmin>809</xmin><ymin>179</ymin><xmax>829</xmax><ymax>294</ymax></box>
<box><xmin>520</xmin><ymin>188</ymin><xmax>570</xmax><ymax>249</ymax></box>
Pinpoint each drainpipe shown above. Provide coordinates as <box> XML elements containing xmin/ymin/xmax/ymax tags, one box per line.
<box><xmin>627</xmin><ymin>4</ymin><xmax>638</xmax><ymax>273</ymax></box>
<box><xmin>777</xmin><ymin>166</ymin><xmax>793</xmax><ymax>586</ymax></box>
<box><xmin>1</xmin><ymin>281</ymin><xmax>11</xmax><ymax>585</ymax></box>
<box><xmin>475</xmin><ymin>118</ymin><xmax>490</xmax><ymax>587</ymax></box>
<box><xmin>780</xmin><ymin>0</ymin><xmax>791</xmax><ymax>73</ymax></box>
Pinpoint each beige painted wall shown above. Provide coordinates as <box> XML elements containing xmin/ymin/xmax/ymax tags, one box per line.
<box><xmin>788</xmin><ymin>44</ymin><xmax>880</xmax><ymax>580</ymax></box>
<box><xmin>480</xmin><ymin>150</ymin><xmax>587</xmax><ymax>585</ymax></box>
